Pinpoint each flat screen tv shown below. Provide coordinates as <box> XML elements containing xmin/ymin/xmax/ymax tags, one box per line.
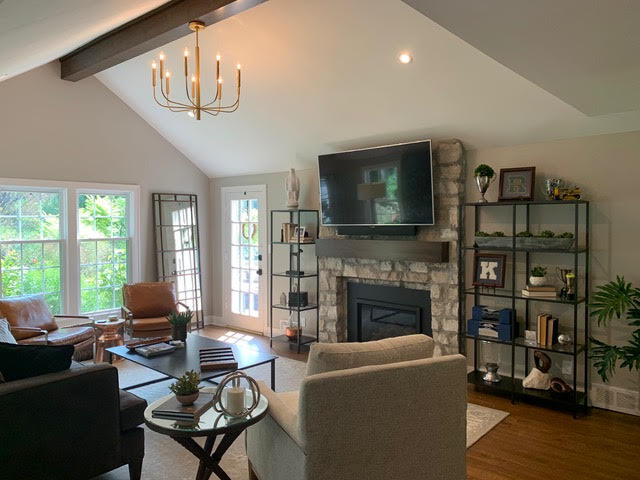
<box><xmin>318</xmin><ymin>140</ymin><xmax>434</xmax><ymax>226</ymax></box>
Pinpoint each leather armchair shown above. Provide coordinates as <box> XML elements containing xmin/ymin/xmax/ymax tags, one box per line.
<box><xmin>0</xmin><ymin>295</ymin><xmax>95</xmax><ymax>361</ymax></box>
<box><xmin>122</xmin><ymin>282</ymin><xmax>187</xmax><ymax>338</ymax></box>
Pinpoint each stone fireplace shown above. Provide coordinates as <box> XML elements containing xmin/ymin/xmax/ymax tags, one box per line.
<box><xmin>317</xmin><ymin>139</ymin><xmax>464</xmax><ymax>356</ymax></box>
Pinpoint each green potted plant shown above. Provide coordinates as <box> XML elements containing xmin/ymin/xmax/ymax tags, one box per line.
<box><xmin>167</xmin><ymin>310</ymin><xmax>193</xmax><ymax>342</ymax></box>
<box><xmin>474</xmin><ymin>230</ymin><xmax>510</xmax><ymax>248</ymax></box>
<box><xmin>589</xmin><ymin>276</ymin><xmax>640</xmax><ymax>382</ymax></box>
<box><xmin>169</xmin><ymin>370</ymin><xmax>201</xmax><ymax>405</ymax></box>
<box><xmin>529</xmin><ymin>266</ymin><xmax>548</xmax><ymax>287</ymax></box>
<box><xmin>474</xmin><ymin>164</ymin><xmax>495</xmax><ymax>203</ymax></box>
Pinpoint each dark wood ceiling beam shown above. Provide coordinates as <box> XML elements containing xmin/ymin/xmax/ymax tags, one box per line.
<box><xmin>60</xmin><ymin>0</ymin><xmax>266</xmax><ymax>81</ymax></box>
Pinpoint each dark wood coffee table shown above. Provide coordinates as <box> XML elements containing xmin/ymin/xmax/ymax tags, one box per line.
<box><xmin>106</xmin><ymin>333</ymin><xmax>278</xmax><ymax>391</ymax></box>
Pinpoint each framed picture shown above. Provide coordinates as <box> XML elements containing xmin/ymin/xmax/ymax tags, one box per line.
<box><xmin>473</xmin><ymin>253</ymin><xmax>506</xmax><ymax>288</ymax></box>
<box><xmin>498</xmin><ymin>167</ymin><xmax>536</xmax><ymax>201</ymax></box>
<box><xmin>292</xmin><ymin>226</ymin><xmax>305</xmax><ymax>240</ymax></box>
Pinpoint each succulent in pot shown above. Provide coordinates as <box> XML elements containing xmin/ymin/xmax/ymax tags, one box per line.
<box><xmin>170</xmin><ymin>370</ymin><xmax>201</xmax><ymax>405</ymax></box>
<box><xmin>167</xmin><ymin>310</ymin><xmax>193</xmax><ymax>342</ymax></box>
<box><xmin>474</xmin><ymin>164</ymin><xmax>495</xmax><ymax>203</ymax></box>
<box><xmin>529</xmin><ymin>266</ymin><xmax>548</xmax><ymax>287</ymax></box>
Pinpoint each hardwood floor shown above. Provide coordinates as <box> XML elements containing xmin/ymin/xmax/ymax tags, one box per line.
<box><xmin>199</xmin><ymin>326</ymin><xmax>640</xmax><ymax>479</ymax></box>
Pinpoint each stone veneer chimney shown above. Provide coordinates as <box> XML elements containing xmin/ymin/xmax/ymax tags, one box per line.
<box><xmin>317</xmin><ymin>139</ymin><xmax>464</xmax><ymax>356</ymax></box>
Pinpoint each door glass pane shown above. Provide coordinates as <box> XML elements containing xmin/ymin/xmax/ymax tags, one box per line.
<box><xmin>229</xmin><ymin>197</ymin><xmax>260</xmax><ymax>318</ymax></box>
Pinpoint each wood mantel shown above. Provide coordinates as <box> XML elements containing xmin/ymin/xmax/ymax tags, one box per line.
<box><xmin>316</xmin><ymin>239</ymin><xmax>449</xmax><ymax>263</ymax></box>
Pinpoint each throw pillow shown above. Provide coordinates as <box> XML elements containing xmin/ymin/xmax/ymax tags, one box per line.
<box><xmin>0</xmin><ymin>318</ymin><xmax>17</xmax><ymax>344</ymax></box>
<box><xmin>0</xmin><ymin>343</ymin><xmax>74</xmax><ymax>382</ymax></box>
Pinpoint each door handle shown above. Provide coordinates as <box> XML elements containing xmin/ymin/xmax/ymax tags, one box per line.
<box><xmin>256</xmin><ymin>268</ymin><xmax>263</xmax><ymax>276</ymax></box>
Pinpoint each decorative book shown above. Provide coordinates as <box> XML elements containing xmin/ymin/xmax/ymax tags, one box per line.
<box><xmin>136</xmin><ymin>342</ymin><xmax>176</xmax><ymax>358</ymax></box>
<box><xmin>199</xmin><ymin>347</ymin><xmax>238</xmax><ymax>371</ymax></box>
<box><xmin>126</xmin><ymin>336</ymin><xmax>172</xmax><ymax>351</ymax></box>
<box><xmin>151</xmin><ymin>392</ymin><xmax>214</xmax><ymax>420</ymax></box>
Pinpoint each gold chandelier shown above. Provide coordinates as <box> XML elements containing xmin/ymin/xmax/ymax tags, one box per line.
<box><xmin>150</xmin><ymin>20</ymin><xmax>241</xmax><ymax>120</ymax></box>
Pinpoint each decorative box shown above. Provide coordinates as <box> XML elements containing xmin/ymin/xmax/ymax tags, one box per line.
<box><xmin>472</xmin><ymin>305</ymin><xmax>514</xmax><ymax>324</ymax></box>
<box><xmin>288</xmin><ymin>291</ymin><xmax>309</xmax><ymax>307</ymax></box>
<box><xmin>467</xmin><ymin>319</ymin><xmax>517</xmax><ymax>342</ymax></box>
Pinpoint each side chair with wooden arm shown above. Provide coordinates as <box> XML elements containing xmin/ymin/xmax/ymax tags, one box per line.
<box><xmin>121</xmin><ymin>282</ymin><xmax>188</xmax><ymax>339</ymax></box>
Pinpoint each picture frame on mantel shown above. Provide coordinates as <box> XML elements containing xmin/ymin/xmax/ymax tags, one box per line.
<box><xmin>472</xmin><ymin>253</ymin><xmax>507</xmax><ymax>289</ymax></box>
<box><xmin>498</xmin><ymin>167</ymin><xmax>536</xmax><ymax>201</ymax></box>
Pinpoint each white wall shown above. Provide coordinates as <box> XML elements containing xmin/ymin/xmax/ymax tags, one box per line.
<box><xmin>466</xmin><ymin>130</ymin><xmax>640</xmax><ymax>408</ymax></box>
<box><xmin>0</xmin><ymin>62</ymin><xmax>213</xmax><ymax>315</ymax></box>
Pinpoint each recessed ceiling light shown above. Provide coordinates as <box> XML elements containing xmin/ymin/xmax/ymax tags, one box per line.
<box><xmin>398</xmin><ymin>52</ymin><xmax>413</xmax><ymax>64</ymax></box>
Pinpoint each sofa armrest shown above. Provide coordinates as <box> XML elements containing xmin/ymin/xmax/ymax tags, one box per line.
<box><xmin>256</xmin><ymin>380</ymin><xmax>302</xmax><ymax>447</ymax></box>
<box><xmin>0</xmin><ymin>364</ymin><xmax>122</xmax><ymax>479</ymax></box>
<box><xmin>9</xmin><ymin>326</ymin><xmax>48</xmax><ymax>342</ymax></box>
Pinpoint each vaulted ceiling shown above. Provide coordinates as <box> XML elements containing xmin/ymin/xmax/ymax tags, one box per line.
<box><xmin>0</xmin><ymin>0</ymin><xmax>169</xmax><ymax>81</ymax></box>
<box><xmin>3</xmin><ymin>0</ymin><xmax>640</xmax><ymax>177</ymax></box>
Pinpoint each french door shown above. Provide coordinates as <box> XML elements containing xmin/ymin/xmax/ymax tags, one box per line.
<box><xmin>221</xmin><ymin>185</ymin><xmax>267</xmax><ymax>333</ymax></box>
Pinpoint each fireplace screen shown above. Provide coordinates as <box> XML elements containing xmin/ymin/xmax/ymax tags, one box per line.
<box><xmin>347</xmin><ymin>282</ymin><xmax>432</xmax><ymax>342</ymax></box>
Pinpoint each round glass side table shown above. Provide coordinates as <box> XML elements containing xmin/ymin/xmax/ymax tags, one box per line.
<box><xmin>144</xmin><ymin>387</ymin><xmax>268</xmax><ymax>480</ymax></box>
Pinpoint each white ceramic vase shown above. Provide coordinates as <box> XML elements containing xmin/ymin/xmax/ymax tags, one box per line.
<box><xmin>529</xmin><ymin>275</ymin><xmax>547</xmax><ymax>287</ymax></box>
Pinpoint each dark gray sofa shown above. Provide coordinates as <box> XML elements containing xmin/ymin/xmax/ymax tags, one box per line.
<box><xmin>0</xmin><ymin>362</ymin><xmax>146</xmax><ymax>480</ymax></box>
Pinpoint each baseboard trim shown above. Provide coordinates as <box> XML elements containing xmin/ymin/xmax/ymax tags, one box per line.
<box><xmin>590</xmin><ymin>383</ymin><xmax>640</xmax><ymax>416</ymax></box>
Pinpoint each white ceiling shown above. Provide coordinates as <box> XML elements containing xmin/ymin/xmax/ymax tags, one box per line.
<box><xmin>402</xmin><ymin>0</ymin><xmax>640</xmax><ymax>116</ymax></box>
<box><xmin>96</xmin><ymin>0</ymin><xmax>640</xmax><ymax>177</ymax></box>
<box><xmin>0</xmin><ymin>0</ymin><xmax>169</xmax><ymax>81</ymax></box>
<box><xmin>4</xmin><ymin>0</ymin><xmax>640</xmax><ymax>178</ymax></box>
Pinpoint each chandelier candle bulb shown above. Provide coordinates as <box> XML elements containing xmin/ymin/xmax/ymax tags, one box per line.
<box><xmin>191</xmin><ymin>75</ymin><xmax>196</xmax><ymax>98</ymax></box>
<box><xmin>165</xmin><ymin>71</ymin><xmax>170</xmax><ymax>95</ymax></box>
<box><xmin>151</xmin><ymin>61</ymin><xmax>156</xmax><ymax>87</ymax></box>
<box><xmin>183</xmin><ymin>48</ymin><xmax>189</xmax><ymax>76</ymax></box>
<box><xmin>237</xmin><ymin>64</ymin><xmax>241</xmax><ymax>88</ymax></box>
<box><xmin>159</xmin><ymin>52</ymin><xmax>165</xmax><ymax>77</ymax></box>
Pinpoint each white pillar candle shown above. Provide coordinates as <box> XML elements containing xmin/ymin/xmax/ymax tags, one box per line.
<box><xmin>226</xmin><ymin>386</ymin><xmax>246</xmax><ymax>416</ymax></box>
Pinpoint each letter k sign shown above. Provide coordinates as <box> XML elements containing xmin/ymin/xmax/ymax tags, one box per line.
<box><xmin>480</xmin><ymin>261</ymin><xmax>498</xmax><ymax>280</ymax></box>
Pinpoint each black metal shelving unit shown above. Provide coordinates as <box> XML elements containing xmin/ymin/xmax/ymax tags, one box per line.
<box><xmin>269</xmin><ymin>209</ymin><xmax>319</xmax><ymax>353</ymax></box>
<box><xmin>458</xmin><ymin>200</ymin><xmax>590</xmax><ymax>416</ymax></box>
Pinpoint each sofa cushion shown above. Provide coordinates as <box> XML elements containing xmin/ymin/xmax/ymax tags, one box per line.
<box><xmin>0</xmin><ymin>342</ymin><xmax>73</xmax><ymax>382</ymax></box>
<box><xmin>0</xmin><ymin>318</ymin><xmax>17</xmax><ymax>344</ymax></box>
<box><xmin>46</xmin><ymin>326</ymin><xmax>95</xmax><ymax>345</ymax></box>
<box><xmin>15</xmin><ymin>334</ymin><xmax>48</xmax><ymax>345</ymax></box>
<box><xmin>131</xmin><ymin>316</ymin><xmax>171</xmax><ymax>332</ymax></box>
<box><xmin>119</xmin><ymin>390</ymin><xmax>147</xmax><ymax>432</ymax></box>
<box><xmin>0</xmin><ymin>295</ymin><xmax>58</xmax><ymax>338</ymax></box>
<box><xmin>123</xmin><ymin>282</ymin><xmax>178</xmax><ymax>318</ymax></box>
<box><xmin>305</xmin><ymin>334</ymin><xmax>435</xmax><ymax>376</ymax></box>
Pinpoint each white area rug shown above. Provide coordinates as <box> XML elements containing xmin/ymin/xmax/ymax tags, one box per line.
<box><xmin>95</xmin><ymin>353</ymin><xmax>506</xmax><ymax>479</ymax></box>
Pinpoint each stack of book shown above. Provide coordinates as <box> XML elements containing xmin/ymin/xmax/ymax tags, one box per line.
<box><xmin>536</xmin><ymin>313</ymin><xmax>558</xmax><ymax>347</ymax></box>
<box><xmin>151</xmin><ymin>392</ymin><xmax>214</xmax><ymax>421</ymax></box>
<box><xmin>521</xmin><ymin>285</ymin><xmax>557</xmax><ymax>298</ymax></box>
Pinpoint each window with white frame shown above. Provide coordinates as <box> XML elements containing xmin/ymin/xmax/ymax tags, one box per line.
<box><xmin>0</xmin><ymin>181</ymin><xmax>138</xmax><ymax>316</ymax></box>
<box><xmin>0</xmin><ymin>190</ymin><xmax>64</xmax><ymax>313</ymax></box>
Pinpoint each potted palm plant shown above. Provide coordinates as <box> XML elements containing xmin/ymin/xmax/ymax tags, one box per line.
<box><xmin>167</xmin><ymin>310</ymin><xmax>193</xmax><ymax>342</ymax></box>
<box><xmin>169</xmin><ymin>370</ymin><xmax>201</xmax><ymax>405</ymax></box>
<box><xmin>590</xmin><ymin>276</ymin><xmax>640</xmax><ymax>382</ymax></box>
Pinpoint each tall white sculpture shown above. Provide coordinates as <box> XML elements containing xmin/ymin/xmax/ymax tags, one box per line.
<box><xmin>285</xmin><ymin>168</ymin><xmax>300</xmax><ymax>208</ymax></box>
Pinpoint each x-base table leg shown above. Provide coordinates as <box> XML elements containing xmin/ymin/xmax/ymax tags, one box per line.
<box><xmin>172</xmin><ymin>430</ymin><xmax>243</xmax><ymax>480</ymax></box>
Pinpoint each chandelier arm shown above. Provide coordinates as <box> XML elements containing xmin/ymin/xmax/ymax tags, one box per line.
<box><xmin>203</xmin><ymin>96</ymin><xmax>239</xmax><ymax>113</ymax></box>
<box><xmin>153</xmin><ymin>90</ymin><xmax>192</xmax><ymax>111</ymax></box>
<box><xmin>158</xmin><ymin>81</ymin><xmax>193</xmax><ymax>109</ymax></box>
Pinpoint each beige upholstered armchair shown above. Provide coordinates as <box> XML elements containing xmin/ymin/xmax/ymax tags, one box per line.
<box><xmin>246</xmin><ymin>334</ymin><xmax>467</xmax><ymax>480</ymax></box>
